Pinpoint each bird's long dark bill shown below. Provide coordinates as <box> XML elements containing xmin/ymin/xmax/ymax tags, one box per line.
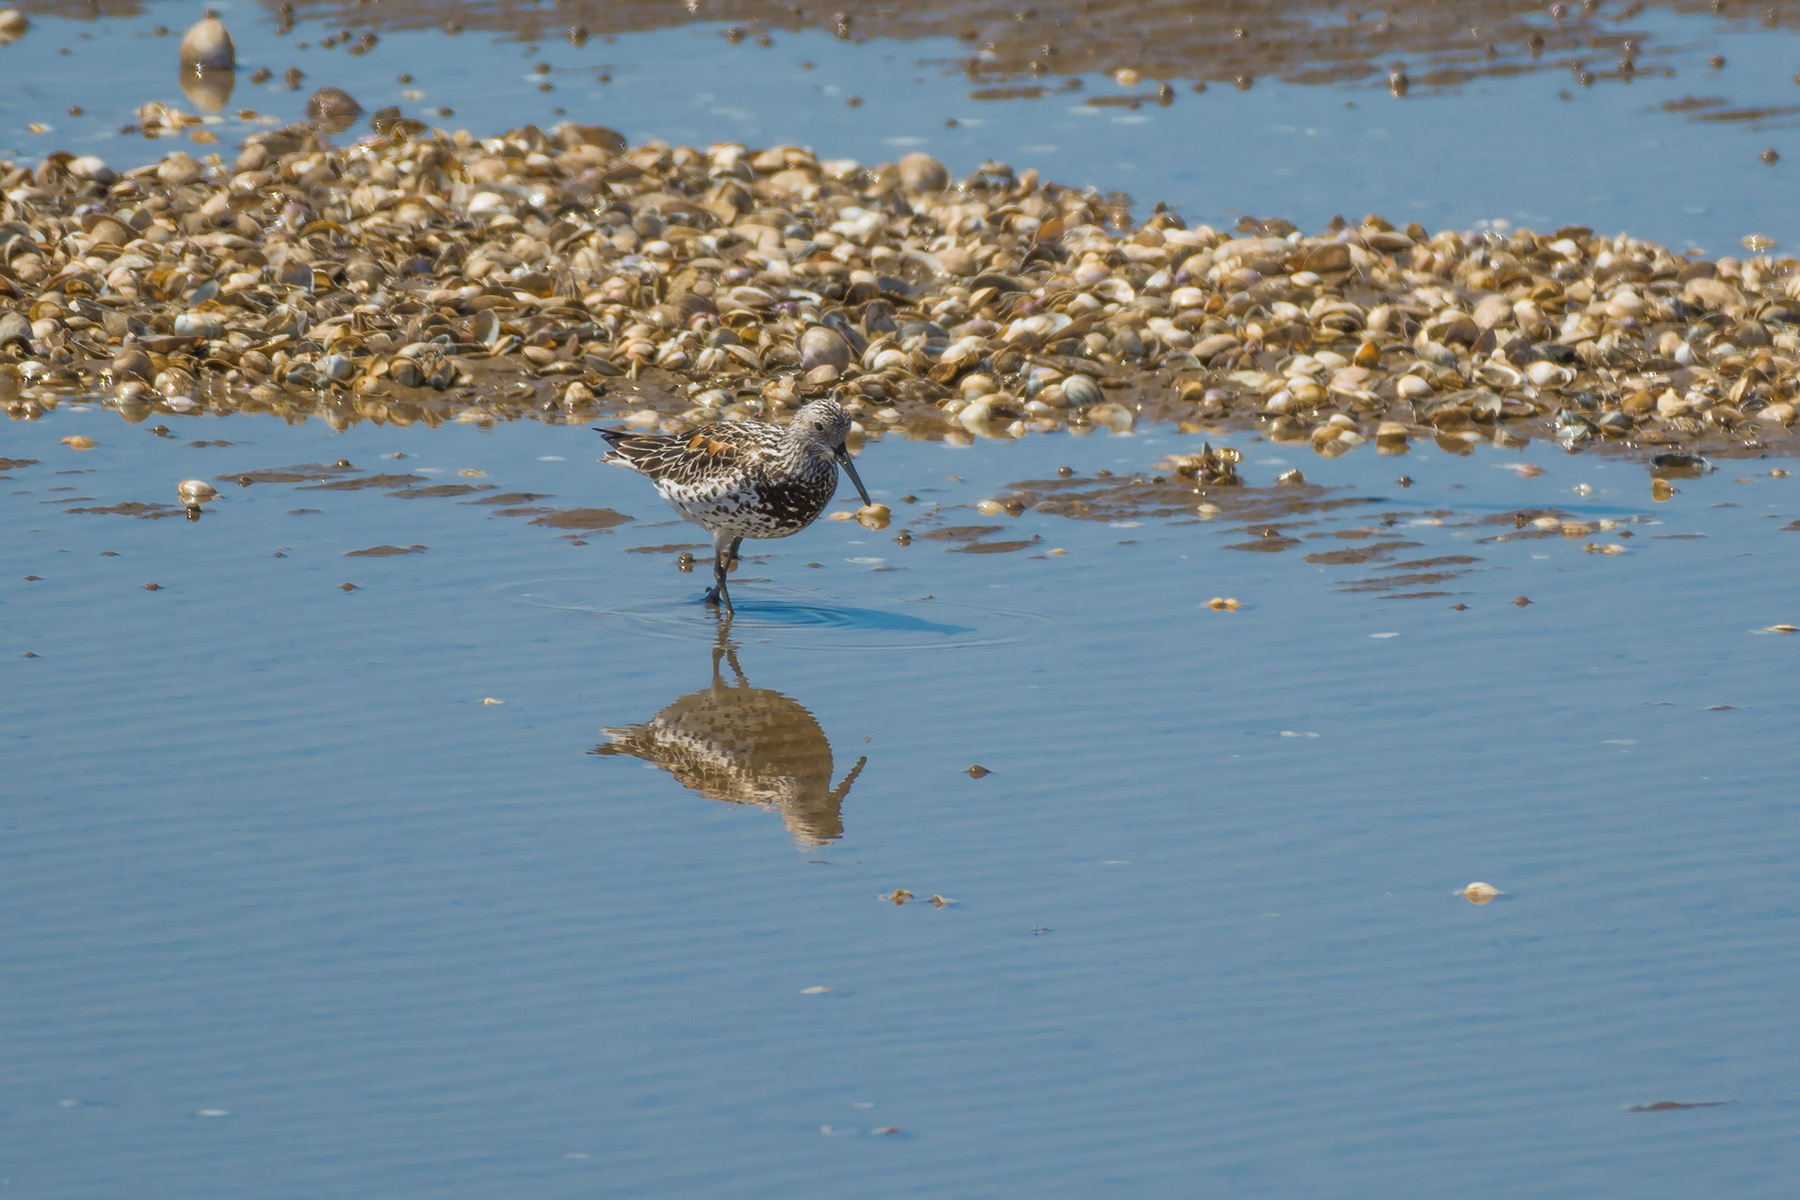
<box><xmin>836</xmin><ymin>448</ymin><xmax>872</xmax><ymax>506</ymax></box>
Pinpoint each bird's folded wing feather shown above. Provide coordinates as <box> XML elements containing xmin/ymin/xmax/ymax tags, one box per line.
<box><xmin>600</xmin><ymin>425</ymin><xmax>746</xmax><ymax>482</ymax></box>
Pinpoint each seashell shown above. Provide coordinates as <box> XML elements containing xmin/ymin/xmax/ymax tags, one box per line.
<box><xmin>179</xmin><ymin>12</ymin><xmax>234</xmax><ymax>69</ymax></box>
<box><xmin>957</xmin><ymin>398</ymin><xmax>993</xmax><ymax>433</ymax></box>
<box><xmin>389</xmin><ymin>356</ymin><xmax>425</xmax><ymax>388</ymax></box>
<box><xmin>278</xmin><ymin>261</ymin><xmax>314</xmax><ymax>291</ymax></box>
<box><xmin>1301</xmin><ymin>243</ymin><xmax>1350</xmax><ymax>274</ymax></box>
<box><xmin>178</xmin><ymin>479</ymin><xmax>219</xmax><ymax>507</ymax></box>
<box><xmin>1525</xmin><ymin>361</ymin><xmax>1572</xmax><ymax>387</ymax></box>
<box><xmin>173</xmin><ymin>312</ymin><xmax>224</xmax><ymax>339</ymax></box>
<box><xmin>1457</xmin><ymin>882</ymin><xmax>1503</xmax><ymax>904</ymax></box>
<box><xmin>154</xmin><ymin>367</ymin><xmax>196</xmax><ymax>397</ymax></box>
<box><xmin>898</xmin><ymin>152</ymin><xmax>950</xmax><ymax>192</ymax></box>
<box><xmin>1396</xmin><ymin>374</ymin><xmax>1433</xmax><ymax>400</ymax></box>
<box><xmin>855</xmin><ymin>503</ymin><xmax>891</xmax><ymax>530</ymax></box>
<box><xmin>957</xmin><ymin>372</ymin><xmax>997</xmax><ymax>400</ymax></box>
<box><xmin>1192</xmin><ymin>333</ymin><xmax>1240</xmax><ymax>361</ymax></box>
<box><xmin>1472</xmin><ymin>294</ymin><xmax>1513</xmax><ymax>329</ymax></box>
<box><xmin>1606</xmin><ymin>289</ymin><xmax>1645</xmax><ymax>320</ymax></box>
<box><xmin>110</xmin><ymin>347</ymin><xmax>154</xmax><ymax>382</ymax></box>
<box><xmin>0</xmin><ymin>8</ymin><xmax>28</xmax><ymax>44</ymax></box>
<box><xmin>1682</xmin><ymin>276</ymin><xmax>1743</xmax><ymax>310</ymax></box>
<box><xmin>68</xmin><ymin>156</ymin><xmax>117</xmax><ymax>185</ymax></box>
<box><xmin>798</xmin><ymin>324</ymin><xmax>851</xmax><ymax>372</ymax></box>
<box><xmin>1062</xmin><ymin>373</ymin><xmax>1102</xmax><ymax>407</ymax></box>
<box><xmin>320</xmin><ymin>354</ymin><xmax>358</xmax><ymax>383</ymax></box>
<box><xmin>305</xmin><ymin>87</ymin><xmax>363</xmax><ymax>133</ymax></box>
<box><xmin>1474</xmin><ymin>361</ymin><xmax>1522</xmax><ymax>389</ymax></box>
<box><xmin>469</xmin><ymin>310</ymin><xmax>502</xmax><ymax>346</ymax></box>
<box><xmin>0</xmin><ymin>311</ymin><xmax>31</xmax><ymax>350</ymax></box>
<box><xmin>870</xmin><ymin>347</ymin><xmax>911</xmax><ymax>373</ymax></box>
<box><xmin>1289</xmin><ymin>378</ymin><xmax>1326</xmax><ymax>406</ymax></box>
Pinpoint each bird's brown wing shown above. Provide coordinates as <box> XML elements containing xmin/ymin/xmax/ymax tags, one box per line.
<box><xmin>596</xmin><ymin>423</ymin><xmax>750</xmax><ymax>484</ymax></box>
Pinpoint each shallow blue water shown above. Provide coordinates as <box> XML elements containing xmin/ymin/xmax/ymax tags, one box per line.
<box><xmin>6</xmin><ymin>1</ymin><xmax>1800</xmax><ymax>1189</ymax></box>
<box><xmin>4</xmin><ymin>409</ymin><xmax>1799</xmax><ymax>1197</ymax></box>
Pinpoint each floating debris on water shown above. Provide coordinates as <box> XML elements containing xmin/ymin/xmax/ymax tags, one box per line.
<box><xmin>966</xmin><ymin>764</ymin><xmax>991</xmax><ymax>778</ymax></box>
<box><xmin>1457</xmin><ymin>881</ymin><xmax>1505</xmax><ymax>903</ymax></box>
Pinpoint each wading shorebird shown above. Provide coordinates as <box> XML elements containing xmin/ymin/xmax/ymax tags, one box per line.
<box><xmin>595</xmin><ymin>396</ymin><xmax>872</xmax><ymax>612</ymax></box>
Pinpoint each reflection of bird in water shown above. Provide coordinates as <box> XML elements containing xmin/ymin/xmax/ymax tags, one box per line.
<box><xmin>590</xmin><ymin>619</ymin><xmax>867</xmax><ymax>846</ymax></box>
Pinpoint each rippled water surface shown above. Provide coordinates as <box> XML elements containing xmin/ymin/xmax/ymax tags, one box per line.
<box><xmin>5</xmin><ymin>409</ymin><xmax>1800</xmax><ymax>1197</ymax></box>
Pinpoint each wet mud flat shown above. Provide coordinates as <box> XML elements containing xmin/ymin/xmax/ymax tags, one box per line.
<box><xmin>5</xmin><ymin>411</ymin><xmax>1800</xmax><ymax>1197</ymax></box>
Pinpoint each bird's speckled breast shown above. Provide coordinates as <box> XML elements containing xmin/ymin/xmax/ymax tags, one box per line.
<box><xmin>655</xmin><ymin>455</ymin><xmax>840</xmax><ymax>539</ymax></box>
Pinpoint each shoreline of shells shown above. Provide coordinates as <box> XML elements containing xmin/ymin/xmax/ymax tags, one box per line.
<box><xmin>4</xmin><ymin>118</ymin><xmax>1800</xmax><ymax>466</ymax></box>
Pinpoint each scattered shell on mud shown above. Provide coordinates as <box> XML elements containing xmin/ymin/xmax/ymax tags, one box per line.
<box><xmin>178</xmin><ymin>11</ymin><xmax>235</xmax><ymax>70</ymax></box>
<box><xmin>304</xmin><ymin>87</ymin><xmax>363</xmax><ymax>133</ymax></box>
<box><xmin>1</xmin><ymin>126</ymin><xmax>1799</xmax><ymax>465</ymax></box>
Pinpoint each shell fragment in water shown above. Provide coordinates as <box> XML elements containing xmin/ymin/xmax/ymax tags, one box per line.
<box><xmin>178</xmin><ymin>479</ymin><xmax>219</xmax><ymax>507</ymax></box>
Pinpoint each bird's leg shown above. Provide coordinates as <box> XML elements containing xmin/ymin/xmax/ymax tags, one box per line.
<box><xmin>726</xmin><ymin>536</ymin><xmax>743</xmax><ymax>574</ymax></box>
<box><xmin>704</xmin><ymin>528</ymin><xmax>735</xmax><ymax>612</ymax></box>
